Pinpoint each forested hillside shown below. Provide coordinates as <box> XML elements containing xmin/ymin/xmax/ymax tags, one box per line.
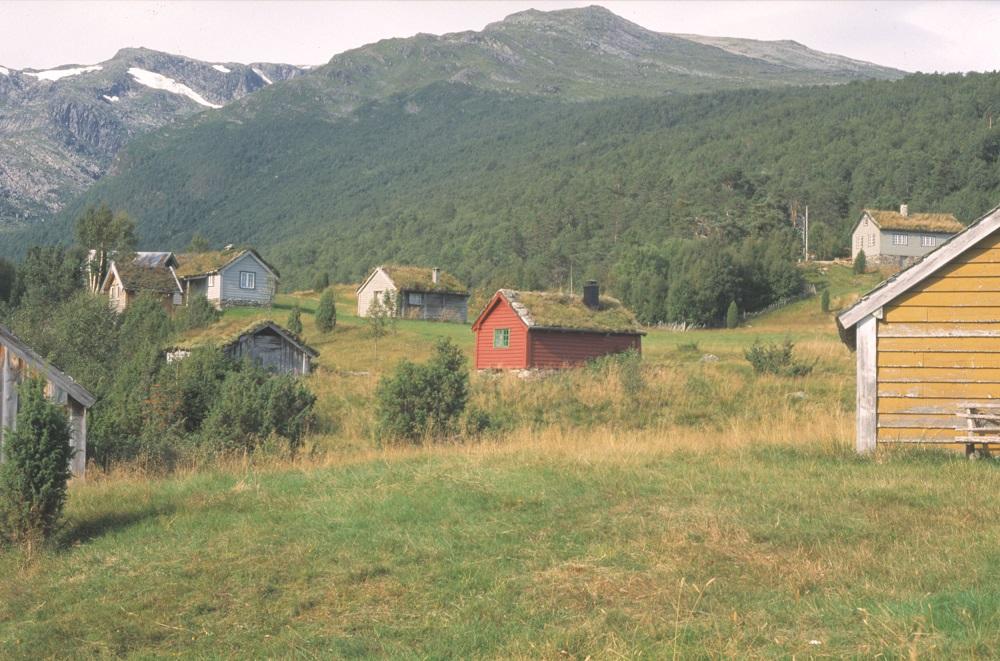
<box><xmin>16</xmin><ymin>72</ymin><xmax>997</xmax><ymax>301</ymax></box>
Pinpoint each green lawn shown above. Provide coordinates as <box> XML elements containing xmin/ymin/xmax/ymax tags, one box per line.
<box><xmin>2</xmin><ymin>442</ymin><xmax>999</xmax><ymax>657</ymax></box>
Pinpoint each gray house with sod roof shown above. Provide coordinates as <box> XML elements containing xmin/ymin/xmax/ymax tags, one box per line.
<box><xmin>175</xmin><ymin>248</ymin><xmax>279</xmax><ymax>309</ymax></box>
<box><xmin>1</xmin><ymin>324</ymin><xmax>96</xmax><ymax>477</ymax></box>
<box><xmin>851</xmin><ymin>205</ymin><xmax>963</xmax><ymax>268</ymax></box>
<box><xmin>356</xmin><ymin>266</ymin><xmax>470</xmax><ymax>322</ymax></box>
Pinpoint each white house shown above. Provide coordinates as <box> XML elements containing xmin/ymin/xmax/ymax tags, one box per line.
<box><xmin>851</xmin><ymin>204</ymin><xmax>963</xmax><ymax>268</ymax></box>
<box><xmin>356</xmin><ymin>265</ymin><xmax>470</xmax><ymax>322</ymax></box>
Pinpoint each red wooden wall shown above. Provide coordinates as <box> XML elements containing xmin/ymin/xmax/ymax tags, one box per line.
<box><xmin>474</xmin><ymin>297</ymin><xmax>529</xmax><ymax>369</ymax></box>
<box><xmin>528</xmin><ymin>329</ymin><xmax>641</xmax><ymax>368</ymax></box>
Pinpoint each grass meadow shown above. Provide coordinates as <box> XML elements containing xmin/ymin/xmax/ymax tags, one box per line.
<box><xmin>4</xmin><ymin>265</ymin><xmax>1000</xmax><ymax>657</ymax></box>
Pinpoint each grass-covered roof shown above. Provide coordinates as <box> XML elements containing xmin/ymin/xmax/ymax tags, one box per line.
<box><xmin>497</xmin><ymin>289</ymin><xmax>643</xmax><ymax>334</ymax></box>
<box><xmin>114</xmin><ymin>263</ymin><xmax>180</xmax><ymax>294</ymax></box>
<box><xmin>382</xmin><ymin>266</ymin><xmax>469</xmax><ymax>295</ymax></box>
<box><xmin>175</xmin><ymin>249</ymin><xmax>280</xmax><ymax>279</ymax></box>
<box><xmin>173</xmin><ymin>319</ymin><xmax>318</xmax><ymax>356</ymax></box>
<box><xmin>866</xmin><ymin>209</ymin><xmax>963</xmax><ymax>233</ymax></box>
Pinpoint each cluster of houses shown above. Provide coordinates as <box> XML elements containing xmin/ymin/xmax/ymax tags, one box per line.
<box><xmin>4</xmin><ymin>202</ymin><xmax>994</xmax><ymax>477</ymax></box>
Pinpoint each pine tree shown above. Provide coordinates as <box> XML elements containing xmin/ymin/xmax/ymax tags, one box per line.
<box><xmin>0</xmin><ymin>378</ymin><xmax>73</xmax><ymax>546</ymax></box>
<box><xmin>287</xmin><ymin>304</ymin><xmax>303</xmax><ymax>335</ymax></box>
<box><xmin>725</xmin><ymin>300</ymin><xmax>739</xmax><ymax>329</ymax></box>
<box><xmin>853</xmin><ymin>250</ymin><xmax>867</xmax><ymax>275</ymax></box>
<box><xmin>315</xmin><ymin>288</ymin><xmax>337</xmax><ymax>333</ymax></box>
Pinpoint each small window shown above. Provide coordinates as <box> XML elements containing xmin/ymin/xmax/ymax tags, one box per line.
<box><xmin>408</xmin><ymin>292</ymin><xmax>423</xmax><ymax>306</ymax></box>
<box><xmin>892</xmin><ymin>234</ymin><xmax>908</xmax><ymax>246</ymax></box>
<box><xmin>921</xmin><ymin>236</ymin><xmax>937</xmax><ymax>248</ymax></box>
<box><xmin>868</xmin><ymin>234</ymin><xmax>875</xmax><ymax>247</ymax></box>
<box><xmin>493</xmin><ymin>328</ymin><xmax>510</xmax><ymax>349</ymax></box>
<box><xmin>239</xmin><ymin>271</ymin><xmax>256</xmax><ymax>289</ymax></box>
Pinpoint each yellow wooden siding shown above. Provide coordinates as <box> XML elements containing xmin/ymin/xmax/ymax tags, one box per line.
<box><xmin>875</xmin><ymin>232</ymin><xmax>1000</xmax><ymax>443</ymax></box>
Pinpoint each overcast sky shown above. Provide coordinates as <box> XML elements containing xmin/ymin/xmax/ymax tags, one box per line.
<box><xmin>1</xmin><ymin>1</ymin><xmax>997</xmax><ymax>73</ymax></box>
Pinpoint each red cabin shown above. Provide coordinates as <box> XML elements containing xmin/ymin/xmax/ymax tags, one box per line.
<box><xmin>471</xmin><ymin>284</ymin><xmax>644</xmax><ymax>370</ymax></box>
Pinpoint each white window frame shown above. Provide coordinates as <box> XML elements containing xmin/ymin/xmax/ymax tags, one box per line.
<box><xmin>892</xmin><ymin>234</ymin><xmax>908</xmax><ymax>246</ymax></box>
<box><xmin>868</xmin><ymin>234</ymin><xmax>875</xmax><ymax>247</ymax></box>
<box><xmin>408</xmin><ymin>292</ymin><xmax>423</xmax><ymax>306</ymax></box>
<box><xmin>921</xmin><ymin>235</ymin><xmax>937</xmax><ymax>248</ymax></box>
<box><xmin>493</xmin><ymin>328</ymin><xmax>510</xmax><ymax>349</ymax></box>
<box><xmin>239</xmin><ymin>271</ymin><xmax>256</xmax><ymax>289</ymax></box>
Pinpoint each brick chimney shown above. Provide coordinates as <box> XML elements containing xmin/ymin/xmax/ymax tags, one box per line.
<box><xmin>583</xmin><ymin>280</ymin><xmax>599</xmax><ymax>310</ymax></box>
<box><xmin>900</xmin><ymin>203</ymin><xmax>908</xmax><ymax>217</ymax></box>
<box><xmin>432</xmin><ymin>267</ymin><xmax>440</xmax><ymax>284</ymax></box>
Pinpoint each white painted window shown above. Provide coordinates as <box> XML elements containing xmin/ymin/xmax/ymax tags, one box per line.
<box><xmin>921</xmin><ymin>236</ymin><xmax>937</xmax><ymax>247</ymax></box>
<box><xmin>408</xmin><ymin>293</ymin><xmax>423</xmax><ymax>306</ymax></box>
<box><xmin>892</xmin><ymin>234</ymin><xmax>908</xmax><ymax>246</ymax></box>
<box><xmin>868</xmin><ymin>234</ymin><xmax>875</xmax><ymax>247</ymax></box>
<box><xmin>239</xmin><ymin>271</ymin><xmax>256</xmax><ymax>289</ymax></box>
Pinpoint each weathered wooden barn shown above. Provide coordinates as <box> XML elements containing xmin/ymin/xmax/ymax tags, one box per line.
<box><xmin>356</xmin><ymin>266</ymin><xmax>469</xmax><ymax>322</ymax></box>
<box><xmin>838</xmin><ymin>203</ymin><xmax>1000</xmax><ymax>454</ymax></box>
<box><xmin>169</xmin><ymin>321</ymin><xmax>318</xmax><ymax>376</ymax></box>
<box><xmin>471</xmin><ymin>282</ymin><xmax>643</xmax><ymax>370</ymax></box>
<box><xmin>176</xmin><ymin>248</ymin><xmax>279</xmax><ymax>309</ymax></box>
<box><xmin>1</xmin><ymin>324</ymin><xmax>95</xmax><ymax>477</ymax></box>
<box><xmin>101</xmin><ymin>252</ymin><xmax>183</xmax><ymax>313</ymax></box>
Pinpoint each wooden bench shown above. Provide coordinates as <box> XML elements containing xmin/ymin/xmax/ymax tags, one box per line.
<box><xmin>956</xmin><ymin>404</ymin><xmax>1000</xmax><ymax>457</ymax></box>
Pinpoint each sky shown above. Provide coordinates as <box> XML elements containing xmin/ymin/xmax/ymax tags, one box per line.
<box><xmin>0</xmin><ymin>1</ymin><xmax>997</xmax><ymax>73</ymax></box>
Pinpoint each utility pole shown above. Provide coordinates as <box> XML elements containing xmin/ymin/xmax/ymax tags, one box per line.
<box><xmin>804</xmin><ymin>205</ymin><xmax>809</xmax><ymax>262</ymax></box>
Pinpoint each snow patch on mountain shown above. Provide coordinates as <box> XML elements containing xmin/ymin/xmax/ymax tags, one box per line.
<box><xmin>128</xmin><ymin>67</ymin><xmax>223</xmax><ymax>109</ymax></box>
<box><xmin>212</xmin><ymin>64</ymin><xmax>232</xmax><ymax>73</ymax></box>
<box><xmin>26</xmin><ymin>65</ymin><xmax>103</xmax><ymax>81</ymax></box>
<box><xmin>0</xmin><ymin>67</ymin><xmax>9</xmax><ymax>76</ymax></box>
<box><xmin>251</xmin><ymin>67</ymin><xmax>273</xmax><ymax>85</ymax></box>
<box><xmin>102</xmin><ymin>94</ymin><xmax>119</xmax><ymax>103</ymax></box>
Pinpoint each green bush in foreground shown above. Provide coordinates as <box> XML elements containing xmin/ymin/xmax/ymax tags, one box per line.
<box><xmin>376</xmin><ymin>338</ymin><xmax>469</xmax><ymax>443</ymax></box>
<box><xmin>745</xmin><ymin>339</ymin><xmax>813</xmax><ymax>377</ymax></box>
<box><xmin>726</xmin><ymin>300</ymin><xmax>739</xmax><ymax>329</ymax></box>
<box><xmin>0</xmin><ymin>379</ymin><xmax>72</xmax><ymax>546</ymax></box>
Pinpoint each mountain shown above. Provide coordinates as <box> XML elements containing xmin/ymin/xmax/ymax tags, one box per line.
<box><xmin>0</xmin><ymin>48</ymin><xmax>304</xmax><ymax>225</ymax></box>
<box><xmin>27</xmin><ymin>71</ymin><xmax>1000</xmax><ymax>294</ymax></box>
<box><xmin>0</xmin><ymin>6</ymin><xmax>904</xmax><ymax>229</ymax></box>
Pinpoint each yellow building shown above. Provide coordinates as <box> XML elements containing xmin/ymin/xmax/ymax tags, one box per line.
<box><xmin>839</xmin><ymin>204</ymin><xmax>1000</xmax><ymax>454</ymax></box>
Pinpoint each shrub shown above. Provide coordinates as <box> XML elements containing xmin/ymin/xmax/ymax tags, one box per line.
<box><xmin>744</xmin><ymin>339</ymin><xmax>813</xmax><ymax>377</ymax></box>
<box><xmin>287</xmin><ymin>304</ymin><xmax>303</xmax><ymax>335</ymax></box>
<box><xmin>174</xmin><ymin>295</ymin><xmax>219</xmax><ymax>331</ymax></box>
<box><xmin>201</xmin><ymin>363</ymin><xmax>316</xmax><ymax>454</ymax></box>
<box><xmin>376</xmin><ymin>338</ymin><xmax>469</xmax><ymax>443</ymax></box>
<box><xmin>315</xmin><ymin>288</ymin><xmax>336</xmax><ymax>333</ymax></box>
<box><xmin>820</xmin><ymin>288</ymin><xmax>830</xmax><ymax>313</ymax></box>
<box><xmin>853</xmin><ymin>250</ymin><xmax>867</xmax><ymax>274</ymax></box>
<box><xmin>725</xmin><ymin>300</ymin><xmax>739</xmax><ymax>329</ymax></box>
<box><xmin>0</xmin><ymin>379</ymin><xmax>73</xmax><ymax>546</ymax></box>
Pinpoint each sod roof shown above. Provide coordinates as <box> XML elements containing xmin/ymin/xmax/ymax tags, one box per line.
<box><xmin>865</xmin><ymin>209</ymin><xmax>963</xmax><ymax>233</ymax></box>
<box><xmin>112</xmin><ymin>262</ymin><xmax>181</xmax><ymax>294</ymax></box>
<box><xmin>173</xmin><ymin>319</ymin><xmax>319</xmax><ymax>356</ymax></box>
<box><xmin>175</xmin><ymin>249</ymin><xmax>280</xmax><ymax>279</ymax></box>
<box><xmin>381</xmin><ymin>266</ymin><xmax>469</xmax><ymax>295</ymax></box>
<box><xmin>490</xmin><ymin>289</ymin><xmax>643</xmax><ymax>334</ymax></box>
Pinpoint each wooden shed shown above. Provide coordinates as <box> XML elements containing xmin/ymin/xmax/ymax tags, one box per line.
<box><xmin>356</xmin><ymin>266</ymin><xmax>470</xmax><ymax>322</ymax></box>
<box><xmin>170</xmin><ymin>320</ymin><xmax>318</xmax><ymax>376</ymax></box>
<box><xmin>838</xmin><ymin>203</ymin><xmax>1000</xmax><ymax>454</ymax></box>
<box><xmin>471</xmin><ymin>282</ymin><xmax>643</xmax><ymax>370</ymax></box>
<box><xmin>1</xmin><ymin>324</ymin><xmax>95</xmax><ymax>477</ymax></box>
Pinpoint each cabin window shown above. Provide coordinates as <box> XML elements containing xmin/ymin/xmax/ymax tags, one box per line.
<box><xmin>868</xmin><ymin>234</ymin><xmax>875</xmax><ymax>247</ymax></box>
<box><xmin>892</xmin><ymin>234</ymin><xmax>908</xmax><ymax>246</ymax></box>
<box><xmin>239</xmin><ymin>271</ymin><xmax>256</xmax><ymax>289</ymax></box>
<box><xmin>408</xmin><ymin>293</ymin><xmax>423</xmax><ymax>306</ymax></box>
<box><xmin>921</xmin><ymin>236</ymin><xmax>937</xmax><ymax>247</ymax></box>
<box><xmin>493</xmin><ymin>328</ymin><xmax>510</xmax><ymax>349</ymax></box>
